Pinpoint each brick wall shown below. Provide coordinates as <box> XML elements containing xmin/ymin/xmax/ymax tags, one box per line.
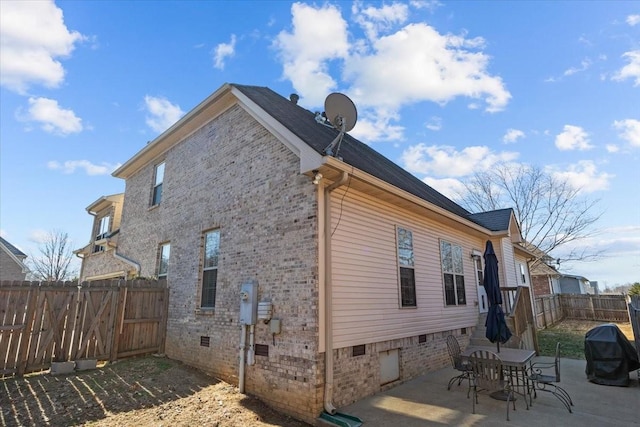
<box><xmin>332</xmin><ymin>330</ymin><xmax>469</xmax><ymax>407</ymax></box>
<box><xmin>0</xmin><ymin>250</ymin><xmax>27</xmax><ymax>281</ymax></box>
<box><xmin>532</xmin><ymin>275</ymin><xmax>552</xmax><ymax>297</ymax></box>
<box><xmin>79</xmin><ymin>249</ymin><xmax>132</xmax><ymax>279</ymax></box>
<box><xmin>115</xmin><ymin>105</ymin><xmax>322</xmax><ymax>423</ymax></box>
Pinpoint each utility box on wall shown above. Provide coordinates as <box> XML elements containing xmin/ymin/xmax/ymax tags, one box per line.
<box><xmin>239</xmin><ymin>281</ymin><xmax>258</xmax><ymax>325</ymax></box>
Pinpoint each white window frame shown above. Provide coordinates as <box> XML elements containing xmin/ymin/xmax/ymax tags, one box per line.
<box><xmin>440</xmin><ymin>240</ymin><xmax>466</xmax><ymax>306</ymax></box>
<box><xmin>157</xmin><ymin>243</ymin><xmax>170</xmax><ymax>279</ymax></box>
<box><xmin>201</xmin><ymin>229</ymin><xmax>220</xmax><ymax>309</ymax></box>
<box><xmin>151</xmin><ymin>162</ymin><xmax>165</xmax><ymax>206</ymax></box>
<box><xmin>96</xmin><ymin>215</ymin><xmax>110</xmax><ymax>240</ymax></box>
<box><xmin>396</xmin><ymin>226</ymin><xmax>416</xmax><ymax>308</ymax></box>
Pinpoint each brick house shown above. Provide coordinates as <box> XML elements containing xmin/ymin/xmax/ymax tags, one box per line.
<box><xmin>0</xmin><ymin>236</ymin><xmax>30</xmax><ymax>281</ymax></box>
<box><xmin>76</xmin><ymin>83</ymin><xmax>535</xmax><ymax>423</ymax></box>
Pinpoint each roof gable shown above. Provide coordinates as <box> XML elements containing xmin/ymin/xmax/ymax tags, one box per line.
<box><xmin>0</xmin><ymin>236</ymin><xmax>26</xmax><ymax>258</ymax></box>
<box><xmin>233</xmin><ymin>84</ymin><xmax>472</xmax><ymax>220</ymax></box>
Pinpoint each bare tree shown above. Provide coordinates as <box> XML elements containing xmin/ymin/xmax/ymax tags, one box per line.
<box><xmin>456</xmin><ymin>163</ymin><xmax>603</xmax><ymax>267</ymax></box>
<box><xmin>29</xmin><ymin>230</ymin><xmax>76</xmax><ymax>281</ymax></box>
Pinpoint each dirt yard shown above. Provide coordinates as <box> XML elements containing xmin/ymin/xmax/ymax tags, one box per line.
<box><xmin>1</xmin><ymin>320</ymin><xmax>635</xmax><ymax>426</ymax></box>
<box><xmin>0</xmin><ymin>355</ymin><xmax>310</xmax><ymax>427</ymax></box>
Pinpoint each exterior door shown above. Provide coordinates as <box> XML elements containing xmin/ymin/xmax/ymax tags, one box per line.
<box><xmin>474</xmin><ymin>255</ymin><xmax>488</xmax><ymax>313</ymax></box>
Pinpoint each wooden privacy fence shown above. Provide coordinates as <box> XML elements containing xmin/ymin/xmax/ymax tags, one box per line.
<box><xmin>0</xmin><ymin>279</ymin><xmax>168</xmax><ymax>377</ymax></box>
<box><xmin>535</xmin><ymin>293</ymin><xmax>630</xmax><ymax>329</ymax></box>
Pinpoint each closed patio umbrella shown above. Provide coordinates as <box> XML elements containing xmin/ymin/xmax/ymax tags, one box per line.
<box><xmin>483</xmin><ymin>240</ymin><xmax>512</xmax><ymax>352</ymax></box>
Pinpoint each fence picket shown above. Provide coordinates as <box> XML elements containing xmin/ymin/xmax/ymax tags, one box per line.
<box><xmin>0</xmin><ymin>280</ymin><xmax>167</xmax><ymax>377</ymax></box>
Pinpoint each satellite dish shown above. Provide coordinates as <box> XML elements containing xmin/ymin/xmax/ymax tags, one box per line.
<box><xmin>324</xmin><ymin>93</ymin><xmax>357</xmax><ymax>132</ymax></box>
<box><xmin>322</xmin><ymin>93</ymin><xmax>357</xmax><ymax>156</ymax></box>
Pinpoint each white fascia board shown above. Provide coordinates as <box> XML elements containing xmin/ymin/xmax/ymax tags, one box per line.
<box><xmin>113</xmin><ymin>83</ymin><xmax>237</xmax><ymax>179</ymax></box>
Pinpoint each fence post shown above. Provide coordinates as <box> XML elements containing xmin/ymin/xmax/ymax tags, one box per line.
<box><xmin>589</xmin><ymin>294</ymin><xmax>596</xmax><ymax>320</ymax></box>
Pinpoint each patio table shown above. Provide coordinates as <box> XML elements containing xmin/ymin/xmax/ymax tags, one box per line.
<box><xmin>462</xmin><ymin>346</ymin><xmax>536</xmax><ymax>404</ymax></box>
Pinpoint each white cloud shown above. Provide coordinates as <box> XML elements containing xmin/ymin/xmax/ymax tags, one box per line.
<box><xmin>627</xmin><ymin>15</ymin><xmax>640</xmax><ymax>26</ymax></box>
<box><xmin>409</xmin><ymin>1</ymin><xmax>443</xmax><ymax>12</ymax></box>
<box><xmin>0</xmin><ymin>0</ymin><xmax>85</xmax><ymax>93</ymax></box>
<box><xmin>47</xmin><ymin>160</ymin><xmax>121</xmax><ymax>176</ymax></box>
<box><xmin>274</xmin><ymin>3</ymin><xmax>510</xmax><ymax>142</ymax></box>
<box><xmin>144</xmin><ymin>95</ymin><xmax>185</xmax><ymax>133</ymax></box>
<box><xmin>23</xmin><ymin>97</ymin><xmax>83</xmax><ymax>135</ymax></box>
<box><xmin>350</xmin><ymin>112</ymin><xmax>404</xmax><ymax>142</ymax></box>
<box><xmin>563</xmin><ymin>58</ymin><xmax>591</xmax><ymax>76</ymax></box>
<box><xmin>606</xmin><ymin>144</ymin><xmax>620</xmax><ymax>153</ymax></box>
<box><xmin>612</xmin><ymin>50</ymin><xmax>640</xmax><ymax>86</ymax></box>
<box><xmin>274</xmin><ymin>3</ymin><xmax>349</xmax><ymax>106</ymax></box>
<box><xmin>425</xmin><ymin>116</ymin><xmax>442</xmax><ymax>131</ymax></box>
<box><xmin>344</xmin><ymin>23</ymin><xmax>509</xmax><ymax>113</ymax></box>
<box><xmin>555</xmin><ymin>125</ymin><xmax>593</xmax><ymax>151</ymax></box>
<box><xmin>401</xmin><ymin>144</ymin><xmax>518</xmax><ymax>177</ymax></box>
<box><xmin>422</xmin><ymin>176</ymin><xmax>465</xmax><ymax>199</ymax></box>
<box><xmin>613</xmin><ymin>119</ymin><xmax>640</xmax><ymax>147</ymax></box>
<box><xmin>28</xmin><ymin>229</ymin><xmax>50</xmax><ymax>244</ymax></box>
<box><xmin>213</xmin><ymin>34</ymin><xmax>236</xmax><ymax>70</ymax></box>
<box><xmin>503</xmin><ymin>128</ymin><xmax>525</xmax><ymax>144</ymax></box>
<box><xmin>548</xmin><ymin>160</ymin><xmax>613</xmax><ymax>193</ymax></box>
<box><xmin>352</xmin><ymin>2</ymin><xmax>409</xmax><ymax>40</ymax></box>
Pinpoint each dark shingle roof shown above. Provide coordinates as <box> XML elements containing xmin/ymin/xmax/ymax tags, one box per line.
<box><xmin>233</xmin><ymin>84</ymin><xmax>474</xmax><ymax>220</ymax></box>
<box><xmin>0</xmin><ymin>236</ymin><xmax>27</xmax><ymax>257</ymax></box>
<box><xmin>467</xmin><ymin>208</ymin><xmax>513</xmax><ymax>232</ymax></box>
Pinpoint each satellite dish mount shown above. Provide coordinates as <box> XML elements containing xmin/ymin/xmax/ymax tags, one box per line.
<box><xmin>322</xmin><ymin>93</ymin><xmax>357</xmax><ymax>157</ymax></box>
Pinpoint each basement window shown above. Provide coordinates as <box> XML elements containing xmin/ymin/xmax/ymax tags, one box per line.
<box><xmin>352</xmin><ymin>344</ymin><xmax>366</xmax><ymax>357</ymax></box>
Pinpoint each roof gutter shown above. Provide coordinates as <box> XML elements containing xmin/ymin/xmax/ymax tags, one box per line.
<box><xmin>320</xmin><ymin>156</ymin><xmax>497</xmax><ymax>237</ymax></box>
<box><xmin>322</xmin><ymin>171</ymin><xmax>350</xmax><ymax>415</ymax></box>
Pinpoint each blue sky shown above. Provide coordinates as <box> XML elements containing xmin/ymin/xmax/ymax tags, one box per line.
<box><xmin>1</xmin><ymin>1</ymin><xmax>638</xmax><ymax>287</ymax></box>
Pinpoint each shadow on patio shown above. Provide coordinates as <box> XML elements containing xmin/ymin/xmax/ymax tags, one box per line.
<box><xmin>340</xmin><ymin>357</ymin><xmax>639</xmax><ymax>427</ymax></box>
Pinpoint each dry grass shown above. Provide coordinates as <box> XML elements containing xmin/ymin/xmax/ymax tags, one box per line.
<box><xmin>537</xmin><ymin>319</ymin><xmax>634</xmax><ymax>359</ymax></box>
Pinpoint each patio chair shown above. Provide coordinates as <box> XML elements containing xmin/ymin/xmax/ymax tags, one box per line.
<box><xmin>446</xmin><ymin>335</ymin><xmax>472</xmax><ymax>397</ymax></box>
<box><xmin>468</xmin><ymin>350</ymin><xmax>517</xmax><ymax>421</ymax></box>
<box><xmin>527</xmin><ymin>342</ymin><xmax>573</xmax><ymax>413</ymax></box>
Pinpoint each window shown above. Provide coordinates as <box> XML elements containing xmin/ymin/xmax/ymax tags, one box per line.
<box><xmin>397</xmin><ymin>227</ymin><xmax>416</xmax><ymax>307</ymax></box>
<box><xmin>440</xmin><ymin>240</ymin><xmax>466</xmax><ymax>306</ymax></box>
<box><xmin>152</xmin><ymin>162</ymin><xmax>165</xmax><ymax>206</ymax></box>
<box><xmin>157</xmin><ymin>243</ymin><xmax>170</xmax><ymax>278</ymax></box>
<box><xmin>519</xmin><ymin>263</ymin><xmax>527</xmax><ymax>284</ymax></box>
<box><xmin>96</xmin><ymin>215</ymin><xmax>110</xmax><ymax>240</ymax></box>
<box><xmin>201</xmin><ymin>230</ymin><xmax>220</xmax><ymax>308</ymax></box>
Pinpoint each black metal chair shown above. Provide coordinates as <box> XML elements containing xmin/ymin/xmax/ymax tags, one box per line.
<box><xmin>527</xmin><ymin>342</ymin><xmax>573</xmax><ymax>413</ymax></box>
<box><xmin>446</xmin><ymin>335</ymin><xmax>472</xmax><ymax>397</ymax></box>
<box><xmin>468</xmin><ymin>350</ymin><xmax>520</xmax><ymax>421</ymax></box>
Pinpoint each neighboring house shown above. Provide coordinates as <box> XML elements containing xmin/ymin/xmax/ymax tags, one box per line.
<box><xmin>558</xmin><ymin>273</ymin><xmax>591</xmax><ymax>294</ymax></box>
<box><xmin>0</xmin><ymin>236</ymin><xmax>30</xmax><ymax>281</ymax></box>
<box><xmin>530</xmin><ymin>261</ymin><xmax>561</xmax><ymax>297</ymax></box>
<box><xmin>73</xmin><ymin>193</ymin><xmax>140</xmax><ymax>281</ymax></box>
<box><xmin>76</xmin><ymin>83</ymin><xmax>535</xmax><ymax>423</ymax></box>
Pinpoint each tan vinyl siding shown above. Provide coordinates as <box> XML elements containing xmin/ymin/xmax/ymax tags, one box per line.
<box><xmin>330</xmin><ymin>187</ymin><xmax>482</xmax><ymax>349</ymax></box>
<box><xmin>500</xmin><ymin>237</ymin><xmax>518</xmax><ymax>287</ymax></box>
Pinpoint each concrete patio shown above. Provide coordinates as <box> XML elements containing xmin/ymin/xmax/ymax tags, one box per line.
<box><xmin>338</xmin><ymin>356</ymin><xmax>640</xmax><ymax>427</ymax></box>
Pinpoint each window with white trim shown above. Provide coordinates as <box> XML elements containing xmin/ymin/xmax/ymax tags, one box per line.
<box><xmin>440</xmin><ymin>240</ymin><xmax>466</xmax><ymax>306</ymax></box>
<box><xmin>151</xmin><ymin>162</ymin><xmax>165</xmax><ymax>206</ymax></box>
<box><xmin>519</xmin><ymin>263</ymin><xmax>527</xmax><ymax>284</ymax></box>
<box><xmin>201</xmin><ymin>230</ymin><xmax>220</xmax><ymax>308</ymax></box>
<box><xmin>96</xmin><ymin>215</ymin><xmax>110</xmax><ymax>240</ymax></box>
<box><xmin>157</xmin><ymin>243</ymin><xmax>170</xmax><ymax>279</ymax></box>
<box><xmin>397</xmin><ymin>226</ymin><xmax>416</xmax><ymax>307</ymax></box>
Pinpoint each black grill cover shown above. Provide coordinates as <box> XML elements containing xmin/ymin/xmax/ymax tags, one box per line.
<box><xmin>584</xmin><ymin>323</ymin><xmax>640</xmax><ymax>386</ymax></box>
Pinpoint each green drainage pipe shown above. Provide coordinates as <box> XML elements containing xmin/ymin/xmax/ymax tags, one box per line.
<box><xmin>319</xmin><ymin>411</ymin><xmax>363</xmax><ymax>427</ymax></box>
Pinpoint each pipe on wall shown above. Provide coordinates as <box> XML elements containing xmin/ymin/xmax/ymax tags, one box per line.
<box><xmin>323</xmin><ymin>171</ymin><xmax>349</xmax><ymax>415</ymax></box>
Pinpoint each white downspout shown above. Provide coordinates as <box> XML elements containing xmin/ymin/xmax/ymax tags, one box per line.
<box><xmin>323</xmin><ymin>171</ymin><xmax>349</xmax><ymax>414</ymax></box>
<box><xmin>239</xmin><ymin>324</ymin><xmax>247</xmax><ymax>393</ymax></box>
